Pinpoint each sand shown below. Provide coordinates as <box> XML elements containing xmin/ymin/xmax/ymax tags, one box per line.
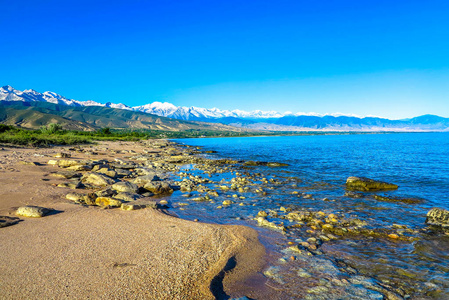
<box><xmin>0</xmin><ymin>142</ymin><xmax>266</xmax><ymax>299</ymax></box>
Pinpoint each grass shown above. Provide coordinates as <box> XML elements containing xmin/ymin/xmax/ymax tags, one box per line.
<box><xmin>0</xmin><ymin>123</ymin><xmax>379</xmax><ymax>147</ymax></box>
<box><xmin>0</xmin><ymin>124</ymin><xmax>260</xmax><ymax>147</ymax></box>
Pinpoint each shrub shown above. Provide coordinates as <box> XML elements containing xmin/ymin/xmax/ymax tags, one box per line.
<box><xmin>40</xmin><ymin>123</ymin><xmax>63</xmax><ymax>134</ymax></box>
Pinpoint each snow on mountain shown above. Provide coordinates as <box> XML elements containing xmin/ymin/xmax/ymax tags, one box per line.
<box><xmin>0</xmin><ymin>85</ymin><xmax>367</xmax><ymax>121</ymax></box>
<box><xmin>2</xmin><ymin>85</ymin><xmax>448</xmax><ymax>132</ymax></box>
<box><xmin>0</xmin><ymin>85</ymin><xmax>131</xmax><ymax>110</ymax></box>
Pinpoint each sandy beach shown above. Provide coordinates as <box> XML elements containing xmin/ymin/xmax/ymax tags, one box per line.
<box><xmin>0</xmin><ymin>141</ymin><xmax>266</xmax><ymax>299</ymax></box>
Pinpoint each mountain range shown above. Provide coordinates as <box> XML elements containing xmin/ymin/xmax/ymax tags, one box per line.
<box><xmin>1</xmin><ymin>85</ymin><xmax>449</xmax><ymax>131</ymax></box>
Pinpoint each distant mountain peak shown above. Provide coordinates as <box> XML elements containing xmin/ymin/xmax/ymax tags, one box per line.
<box><xmin>1</xmin><ymin>85</ymin><xmax>448</xmax><ymax>132</ymax></box>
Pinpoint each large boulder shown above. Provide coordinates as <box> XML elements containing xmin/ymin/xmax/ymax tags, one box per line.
<box><xmin>346</xmin><ymin>176</ymin><xmax>398</xmax><ymax>191</ymax></box>
<box><xmin>82</xmin><ymin>173</ymin><xmax>116</xmax><ymax>186</ymax></box>
<box><xmin>426</xmin><ymin>208</ymin><xmax>449</xmax><ymax>230</ymax></box>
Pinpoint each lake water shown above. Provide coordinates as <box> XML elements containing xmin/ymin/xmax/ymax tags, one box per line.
<box><xmin>172</xmin><ymin>133</ymin><xmax>449</xmax><ymax>299</ymax></box>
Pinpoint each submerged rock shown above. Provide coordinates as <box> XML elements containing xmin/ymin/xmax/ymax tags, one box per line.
<box><xmin>244</xmin><ymin>161</ymin><xmax>289</xmax><ymax>167</ymax></box>
<box><xmin>374</xmin><ymin>195</ymin><xmax>423</xmax><ymax>204</ymax></box>
<box><xmin>16</xmin><ymin>206</ymin><xmax>51</xmax><ymax>218</ymax></box>
<box><xmin>346</xmin><ymin>176</ymin><xmax>398</xmax><ymax>191</ymax></box>
<box><xmin>426</xmin><ymin>208</ymin><xmax>449</xmax><ymax>230</ymax></box>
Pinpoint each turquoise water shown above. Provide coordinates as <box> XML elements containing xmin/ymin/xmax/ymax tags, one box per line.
<box><xmin>172</xmin><ymin>133</ymin><xmax>449</xmax><ymax>298</ymax></box>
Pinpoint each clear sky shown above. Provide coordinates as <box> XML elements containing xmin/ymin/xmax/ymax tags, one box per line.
<box><xmin>2</xmin><ymin>0</ymin><xmax>449</xmax><ymax>119</ymax></box>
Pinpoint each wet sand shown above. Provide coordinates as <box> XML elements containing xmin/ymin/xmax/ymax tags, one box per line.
<box><xmin>0</xmin><ymin>141</ymin><xmax>265</xmax><ymax>299</ymax></box>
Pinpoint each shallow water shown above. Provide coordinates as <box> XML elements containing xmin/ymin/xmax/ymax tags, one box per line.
<box><xmin>171</xmin><ymin>133</ymin><xmax>449</xmax><ymax>299</ymax></box>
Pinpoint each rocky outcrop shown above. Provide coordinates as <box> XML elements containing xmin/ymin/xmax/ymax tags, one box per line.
<box><xmin>346</xmin><ymin>177</ymin><xmax>398</xmax><ymax>191</ymax></box>
<box><xmin>426</xmin><ymin>208</ymin><xmax>449</xmax><ymax>230</ymax></box>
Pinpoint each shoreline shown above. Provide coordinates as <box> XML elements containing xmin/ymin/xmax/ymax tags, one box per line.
<box><xmin>0</xmin><ymin>140</ymin><xmax>266</xmax><ymax>299</ymax></box>
<box><xmin>2</xmin><ymin>135</ymin><xmax>448</xmax><ymax>299</ymax></box>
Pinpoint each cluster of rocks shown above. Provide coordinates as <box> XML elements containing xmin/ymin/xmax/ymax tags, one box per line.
<box><xmin>48</xmin><ymin>143</ymin><xmax>190</xmax><ymax>210</ymax></box>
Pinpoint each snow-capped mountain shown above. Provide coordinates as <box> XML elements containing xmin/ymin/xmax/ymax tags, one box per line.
<box><xmin>0</xmin><ymin>85</ymin><xmax>131</xmax><ymax>110</ymax></box>
<box><xmin>0</xmin><ymin>85</ymin><xmax>365</xmax><ymax>120</ymax></box>
<box><xmin>2</xmin><ymin>85</ymin><xmax>449</xmax><ymax>131</ymax></box>
<box><xmin>134</xmin><ymin>102</ymin><xmax>288</xmax><ymax>120</ymax></box>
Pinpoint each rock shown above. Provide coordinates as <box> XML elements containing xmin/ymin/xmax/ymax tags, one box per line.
<box><xmin>66</xmin><ymin>192</ymin><xmax>96</xmax><ymax>205</ymax></box>
<box><xmin>256</xmin><ymin>217</ymin><xmax>285</xmax><ymax>231</ymax></box>
<box><xmin>143</xmin><ymin>182</ymin><xmax>173</xmax><ymax>194</ymax></box>
<box><xmin>51</xmin><ymin>170</ymin><xmax>82</xmax><ymax>179</ymax></box>
<box><xmin>58</xmin><ymin>160</ymin><xmax>81</xmax><ymax>168</ymax></box>
<box><xmin>257</xmin><ymin>211</ymin><xmax>268</xmax><ymax>217</ymax></box>
<box><xmin>113</xmin><ymin>192</ymin><xmax>142</xmax><ymax>202</ymax></box>
<box><xmin>120</xmin><ymin>203</ymin><xmax>146</xmax><ymax>211</ymax></box>
<box><xmin>115</xmin><ymin>168</ymin><xmax>131</xmax><ymax>177</ymax></box>
<box><xmin>83</xmin><ymin>193</ymin><xmax>97</xmax><ymax>206</ymax></box>
<box><xmin>266</xmin><ymin>162</ymin><xmax>289</xmax><ymax>167</ymax></box>
<box><xmin>95</xmin><ymin>197</ymin><xmax>123</xmax><ymax>207</ymax></box>
<box><xmin>426</xmin><ymin>208</ymin><xmax>449</xmax><ymax>230</ymax></box>
<box><xmin>388</xmin><ymin>233</ymin><xmax>399</xmax><ymax>239</ymax></box>
<box><xmin>243</xmin><ymin>161</ymin><xmax>288</xmax><ymax>167</ymax></box>
<box><xmin>132</xmin><ymin>174</ymin><xmax>162</xmax><ymax>185</ymax></box>
<box><xmin>120</xmin><ymin>199</ymin><xmax>157</xmax><ymax>211</ymax></box>
<box><xmin>47</xmin><ymin>160</ymin><xmax>59</xmax><ymax>165</ymax></box>
<box><xmin>96</xmin><ymin>168</ymin><xmax>117</xmax><ymax>178</ymax></box>
<box><xmin>82</xmin><ymin>172</ymin><xmax>116</xmax><ymax>186</ymax></box>
<box><xmin>0</xmin><ymin>216</ymin><xmax>21</xmax><ymax>228</ymax></box>
<box><xmin>112</xmin><ymin>181</ymin><xmax>139</xmax><ymax>193</ymax></box>
<box><xmin>222</xmin><ymin>200</ymin><xmax>233</xmax><ymax>205</ymax></box>
<box><xmin>322</xmin><ymin>224</ymin><xmax>334</xmax><ymax>231</ymax></box>
<box><xmin>66</xmin><ymin>164</ymin><xmax>92</xmax><ymax>171</ymax></box>
<box><xmin>346</xmin><ymin>176</ymin><xmax>398</xmax><ymax>191</ymax></box>
<box><xmin>16</xmin><ymin>206</ymin><xmax>51</xmax><ymax>218</ymax></box>
<box><xmin>54</xmin><ymin>152</ymin><xmax>71</xmax><ymax>158</ymax></box>
<box><xmin>374</xmin><ymin>195</ymin><xmax>423</xmax><ymax>204</ymax></box>
<box><xmin>91</xmin><ymin>164</ymin><xmax>109</xmax><ymax>172</ymax></box>
<box><xmin>66</xmin><ymin>192</ymin><xmax>86</xmax><ymax>202</ymax></box>
<box><xmin>95</xmin><ymin>188</ymin><xmax>117</xmax><ymax>197</ymax></box>
<box><xmin>57</xmin><ymin>181</ymin><xmax>83</xmax><ymax>189</ymax></box>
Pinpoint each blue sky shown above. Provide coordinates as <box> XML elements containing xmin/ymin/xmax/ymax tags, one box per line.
<box><xmin>2</xmin><ymin>0</ymin><xmax>449</xmax><ymax>119</ymax></box>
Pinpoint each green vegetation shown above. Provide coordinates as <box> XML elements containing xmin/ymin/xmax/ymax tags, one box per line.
<box><xmin>0</xmin><ymin>124</ymin><xmax>260</xmax><ymax>147</ymax></box>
